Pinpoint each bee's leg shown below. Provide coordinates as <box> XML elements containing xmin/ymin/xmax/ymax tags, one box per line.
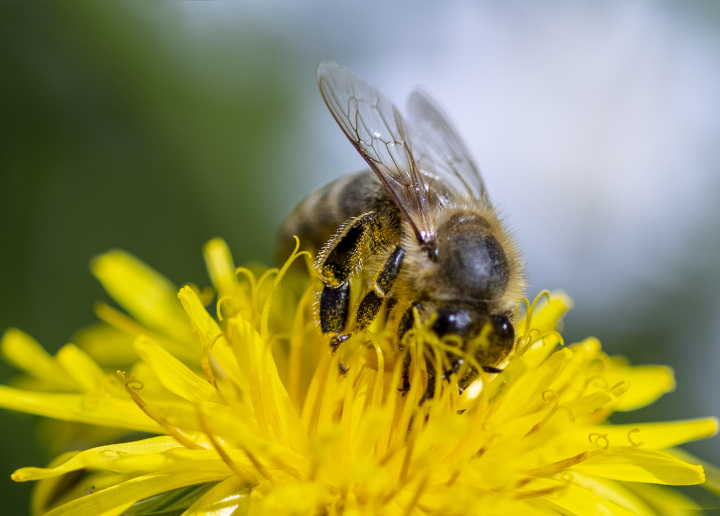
<box><xmin>320</xmin><ymin>283</ymin><xmax>350</xmax><ymax>350</ymax></box>
<box><xmin>332</xmin><ymin>246</ymin><xmax>406</xmax><ymax>347</ymax></box>
<box><xmin>445</xmin><ymin>360</ymin><xmax>469</xmax><ymax>396</ymax></box>
<box><xmin>441</xmin><ymin>360</ymin><xmax>463</xmax><ymax>381</ymax></box>
<box><xmin>384</xmin><ymin>295</ymin><xmax>398</xmax><ymax>323</ymax></box>
<box><xmin>419</xmin><ymin>360</ymin><xmax>437</xmax><ymax>405</ymax></box>
<box><xmin>482</xmin><ymin>366</ymin><xmax>503</xmax><ymax>374</ymax></box>
<box><xmin>397</xmin><ymin>301</ymin><xmax>422</xmax><ymax>395</ymax></box>
<box><xmin>399</xmin><ymin>352</ymin><xmax>412</xmax><ymax>395</ymax></box>
<box><xmin>374</xmin><ymin>246</ymin><xmax>405</xmax><ymax>297</ymax></box>
<box><xmin>358</xmin><ymin>245</ymin><xmax>405</xmax><ymax>329</ymax></box>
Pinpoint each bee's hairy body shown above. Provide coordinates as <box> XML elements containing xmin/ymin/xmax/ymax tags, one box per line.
<box><xmin>280</xmin><ymin>171</ymin><xmax>524</xmax><ymax>393</ymax></box>
<box><xmin>279</xmin><ymin>63</ymin><xmax>526</xmax><ymax>399</ymax></box>
<box><xmin>281</xmin><ymin>170</ymin><xmax>523</xmax><ymax>311</ymax></box>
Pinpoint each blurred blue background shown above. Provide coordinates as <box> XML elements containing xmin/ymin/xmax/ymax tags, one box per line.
<box><xmin>1</xmin><ymin>1</ymin><xmax>719</xmax><ymax>513</ymax></box>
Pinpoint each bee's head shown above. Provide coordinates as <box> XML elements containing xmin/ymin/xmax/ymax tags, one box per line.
<box><xmin>431</xmin><ymin>304</ymin><xmax>515</xmax><ymax>367</ymax></box>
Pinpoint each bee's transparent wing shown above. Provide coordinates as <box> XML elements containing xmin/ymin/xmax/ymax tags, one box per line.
<box><xmin>407</xmin><ymin>90</ymin><xmax>488</xmax><ymax>202</ymax></box>
<box><xmin>317</xmin><ymin>62</ymin><xmax>438</xmax><ymax>245</ymax></box>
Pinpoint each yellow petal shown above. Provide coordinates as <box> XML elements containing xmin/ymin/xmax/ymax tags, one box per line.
<box><xmin>43</xmin><ymin>472</ymin><xmax>231</xmax><ymax>516</ymax></box>
<box><xmin>90</xmin><ymin>251</ymin><xmax>191</xmax><ymax>344</ymax></box>
<box><xmin>19</xmin><ymin>441</ymin><xmax>261</xmax><ymax>485</ymax></box>
<box><xmin>13</xmin><ymin>436</ymin><xmax>186</xmax><ymax>481</ymax></box>
<box><xmin>516</xmin><ymin>290</ymin><xmax>573</xmax><ymax>336</ymax></box>
<box><xmin>562</xmin><ymin>381</ymin><xmax>628</xmax><ymax>420</ymax></box>
<box><xmin>178</xmin><ymin>286</ymin><xmax>222</xmax><ymax>342</ymax></box>
<box><xmin>73</xmin><ymin>323</ymin><xmax>138</xmax><ymax>365</ymax></box>
<box><xmin>574</xmin><ymin>448</ymin><xmax>705</xmax><ymax>485</ymax></box>
<box><xmin>228</xmin><ymin>316</ymin><xmax>309</xmax><ymax>454</ymax></box>
<box><xmin>492</xmin><ymin>349</ymin><xmax>572</xmax><ymax>423</ymax></box>
<box><xmin>547</xmin><ymin>338</ymin><xmax>602</xmax><ymax>393</ymax></box>
<box><xmin>133</xmin><ymin>336</ymin><xmax>223</xmax><ymax>406</ymax></box>
<box><xmin>1</xmin><ymin>329</ymin><xmax>77</xmax><ymax>390</ymax></box>
<box><xmin>177</xmin><ymin>286</ymin><xmax>247</xmax><ymax>390</ymax></box>
<box><xmin>182</xmin><ymin>475</ymin><xmax>252</xmax><ymax>515</ymax></box>
<box><xmin>668</xmin><ymin>447</ymin><xmax>720</xmax><ymax>497</ymax></box>
<box><xmin>624</xmin><ymin>482</ymin><xmax>703</xmax><ymax>515</ymax></box>
<box><xmin>0</xmin><ymin>385</ymin><xmax>161</xmax><ymax>433</ymax></box>
<box><xmin>613</xmin><ymin>364</ymin><xmax>675</xmax><ymax>411</ymax></box>
<box><xmin>90</xmin><ymin>504</ymin><xmax>135</xmax><ymax>516</ymax></box>
<box><xmin>569</xmin><ymin>474</ymin><xmax>660</xmax><ymax>516</ymax></box>
<box><xmin>586</xmin><ymin>419</ymin><xmax>718</xmax><ymax>450</ymax></box>
<box><xmin>29</xmin><ymin>451</ymin><xmax>81</xmax><ymax>515</ymax></box>
<box><xmin>533</xmin><ymin>290</ymin><xmax>573</xmax><ymax>330</ymax></box>
<box><xmin>36</xmin><ymin>471</ymin><xmax>133</xmax><ymax>515</ymax></box>
<box><xmin>56</xmin><ymin>344</ymin><xmax>105</xmax><ymax>392</ymax></box>
<box><xmin>536</xmin><ymin>482</ymin><xmax>642</xmax><ymax>516</ymax></box>
<box><xmin>203</xmin><ymin>238</ymin><xmax>239</xmax><ymax>299</ymax></box>
<box><xmin>515</xmin><ymin>290</ymin><xmax>572</xmax><ymax>362</ymax></box>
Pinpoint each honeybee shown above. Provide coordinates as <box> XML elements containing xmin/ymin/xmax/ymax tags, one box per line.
<box><xmin>279</xmin><ymin>62</ymin><xmax>525</xmax><ymax>398</ymax></box>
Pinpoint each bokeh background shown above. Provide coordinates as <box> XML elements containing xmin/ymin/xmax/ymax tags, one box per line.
<box><xmin>2</xmin><ymin>1</ymin><xmax>720</xmax><ymax>513</ymax></box>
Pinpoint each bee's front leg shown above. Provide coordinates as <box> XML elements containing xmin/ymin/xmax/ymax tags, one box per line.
<box><xmin>330</xmin><ymin>245</ymin><xmax>406</xmax><ymax>352</ymax></box>
<box><xmin>356</xmin><ymin>245</ymin><xmax>405</xmax><ymax>330</ymax></box>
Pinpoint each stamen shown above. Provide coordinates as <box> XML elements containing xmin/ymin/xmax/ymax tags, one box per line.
<box><xmin>531</xmin><ymin>290</ymin><xmax>552</xmax><ymax>313</ymax></box>
<box><xmin>366</xmin><ymin>333</ymin><xmax>385</xmax><ymax>412</ymax></box>
<box><xmin>235</xmin><ymin>267</ymin><xmax>258</xmax><ymax>296</ymax></box>
<box><xmin>518</xmin><ymin>330</ymin><xmax>564</xmax><ymax>356</ymax></box>
<box><xmin>185</xmin><ymin>283</ymin><xmax>215</xmax><ymax>307</ymax></box>
<box><xmin>588</xmin><ymin>433</ymin><xmax>610</xmax><ymax>450</ymax></box>
<box><xmin>435</xmin><ymin>337</ymin><xmax>485</xmax><ymax>376</ymax></box>
<box><xmin>117</xmin><ymin>371</ymin><xmax>202</xmax><ymax>450</ymax></box>
<box><xmin>583</xmin><ymin>375</ymin><xmax>609</xmax><ymax>391</ymax></box>
<box><xmin>627</xmin><ymin>428</ymin><xmax>643</xmax><ymax>447</ymax></box>
<box><xmin>519</xmin><ymin>291</ymin><xmax>551</xmax><ymax>338</ymax></box>
<box><xmin>525</xmin><ymin>390</ymin><xmax>575</xmax><ymax>436</ymax></box>
<box><xmin>216</xmin><ymin>295</ymin><xmax>239</xmax><ymax>322</ymax></box>
<box><xmin>255</xmin><ymin>269</ymin><xmax>278</xmax><ymax>325</ymax></box>
<box><xmin>516</xmin><ymin>328</ymin><xmax>538</xmax><ymax>355</ymax></box>
<box><xmin>260</xmin><ymin>236</ymin><xmax>311</xmax><ymax>341</ymax></box>
<box><xmin>542</xmin><ymin>389</ymin><xmax>558</xmax><ymax>404</ymax></box>
<box><xmin>588</xmin><ymin>354</ymin><xmax>612</xmax><ymax>373</ymax></box>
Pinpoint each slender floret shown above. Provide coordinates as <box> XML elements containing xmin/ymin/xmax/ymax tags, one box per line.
<box><xmin>0</xmin><ymin>238</ymin><xmax>717</xmax><ymax>515</ymax></box>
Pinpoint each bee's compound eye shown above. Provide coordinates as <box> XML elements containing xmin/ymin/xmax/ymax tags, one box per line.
<box><xmin>490</xmin><ymin>315</ymin><xmax>514</xmax><ymax>344</ymax></box>
<box><xmin>431</xmin><ymin>307</ymin><xmax>473</xmax><ymax>338</ymax></box>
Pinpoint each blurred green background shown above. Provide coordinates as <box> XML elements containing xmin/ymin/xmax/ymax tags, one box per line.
<box><xmin>2</xmin><ymin>1</ymin><xmax>720</xmax><ymax>513</ymax></box>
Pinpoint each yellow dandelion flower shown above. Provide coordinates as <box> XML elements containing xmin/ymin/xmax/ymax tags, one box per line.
<box><xmin>0</xmin><ymin>238</ymin><xmax>718</xmax><ymax>516</ymax></box>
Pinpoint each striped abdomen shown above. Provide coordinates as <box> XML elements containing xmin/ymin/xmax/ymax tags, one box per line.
<box><xmin>277</xmin><ymin>170</ymin><xmax>401</xmax><ymax>261</ymax></box>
